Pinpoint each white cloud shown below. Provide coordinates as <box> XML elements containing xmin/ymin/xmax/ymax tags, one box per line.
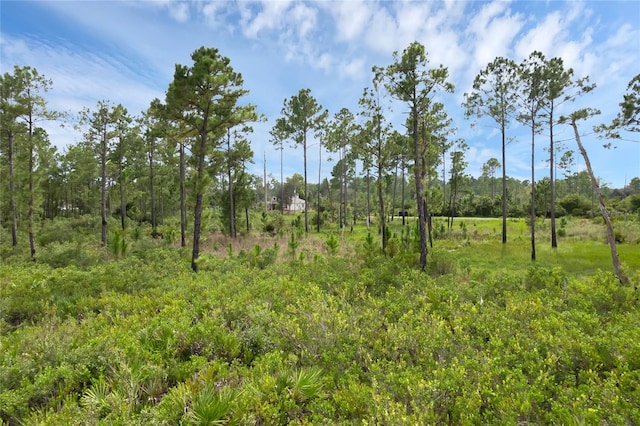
<box><xmin>467</xmin><ymin>1</ymin><xmax>525</xmax><ymax>69</ymax></box>
<box><xmin>3</xmin><ymin>0</ymin><xmax>638</xmax><ymax>187</ymax></box>
<box><xmin>395</xmin><ymin>2</ymin><xmax>432</xmax><ymax>47</ymax></box>
<box><xmin>198</xmin><ymin>1</ymin><xmax>232</xmax><ymax>30</ymax></box>
<box><xmin>364</xmin><ymin>6</ymin><xmax>398</xmax><ymax>54</ymax></box>
<box><xmin>339</xmin><ymin>57</ymin><xmax>366</xmax><ymax>80</ymax></box>
<box><xmin>314</xmin><ymin>52</ymin><xmax>333</xmax><ymax>73</ymax></box>
<box><xmin>241</xmin><ymin>0</ymin><xmax>292</xmax><ymax>38</ymax></box>
<box><xmin>1</xmin><ymin>34</ymin><xmax>162</xmax><ymax>150</ymax></box>
<box><xmin>289</xmin><ymin>3</ymin><xmax>317</xmax><ymax>38</ymax></box>
<box><xmin>515</xmin><ymin>11</ymin><xmax>566</xmax><ymax>60</ymax></box>
<box><xmin>167</xmin><ymin>1</ymin><xmax>190</xmax><ymax>23</ymax></box>
<box><xmin>328</xmin><ymin>1</ymin><xmax>372</xmax><ymax>42</ymax></box>
<box><xmin>604</xmin><ymin>23</ymin><xmax>637</xmax><ymax>49</ymax></box>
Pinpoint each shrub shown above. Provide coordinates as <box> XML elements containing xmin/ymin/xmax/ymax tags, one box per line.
<box><xmin>108</xmin><ymin>230</ymin><xmax>128</xmax><ymax>258</ymax></box>
<box><xmin>242</xmin><ymin>243</ymin><xmax>279</xmax><ymax>269</ymax></box>
<box><xmin>559</xmin><ymin>194</ymin><xmax>592</xmax><ymax>217</ymax></box>
<box><xmin>37</xmin><ymin>219</ymin><xmax>76</xmax><ymax>246</ymax></box>
<box><xmin>325</xmin><ymin>234</ymin><xmax>339</xmax><ymax>256</ymax></box>
<box><xmin>427</xmin><ymin>249</ymin><xmax>457</xmax><ymax>277</ymax></box>
<box><xmin>37</xmin><ymin>242</ymin><xmax>101</xmax><ymax>269</ymax></box>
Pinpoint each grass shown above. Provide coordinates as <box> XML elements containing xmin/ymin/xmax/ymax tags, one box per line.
<box><xmin>311</xmin><ymin>215</ymin><xmax>639</xmax><ymax>281</ymax></box>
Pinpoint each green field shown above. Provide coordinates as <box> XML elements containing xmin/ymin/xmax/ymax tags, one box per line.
<box><xmin>1</xmin><ymin>216</ymin><xmax>639</xmax><ymax>424</ymax></box>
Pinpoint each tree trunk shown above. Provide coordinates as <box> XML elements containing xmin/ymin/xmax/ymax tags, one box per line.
<box><xmin>28</xmin><ymin>121</ymin><xmax>36</xmax><ymax>259</ymax></box>
<box><xmin>501</xmin><ymin>120</ymin><xmax>507</xmax><ymax>244</ymax></box>
<box><xmin>338</xmin><ymin>154</ymin><xmax>343</xmax><ymax>229</ymax></box>
<box><xmin>352</xmin><ymin>164</ymin><xmax>357</xmax><ymax>232</ymax></box>
<box><xmin>317</xmin><ymin>142</ymin><xmax>321</xmax><ymax>233</ymax></box>
<box><xmin>413</xmin><ymin>104</ymin><xmax>428</xmax><ymax>271</ymax></box>
<box><xmin>180</xmin><ymin>142</ymin><xmax>187</xmax><ymax>248</ymax></box>
<box><xmin>342</xmin><ymin>163</ymin><xmax>348</xmax><ymax>241</ymax></box>
<box><xmin>227</xmin><ymin>132</ymin><xmax>236</xmax><ymax>238</ymax></box>
<box><xmin>303</xmin><ymin>135</ymin><xmax>309</xmax><ymax>233</ymax></box>
<box><xmin>101</xmin><ymin>128</ymin><xmax>108</xmax><ymax>246</ymax></box>
<box><xmin>448</xmin><ymin>179</ymin><xmax>457</xmax><ymax>230</ymax></box>
<box><xmin>550</xmin><ymin>106</ymin><xmax>557</xmax><ymax>248</ymax></box>
<box><xmin>280</xmin><ymin>144</ymin><xmax>284</xmax><ymax>215</ymax></box>
<box><xmin>569</xmin><ymin>120</ymin><xmax>629</xmax><ymax>285</ymax></box>
<box><xmin>366</xmin><ymin>168</ymin><xmax>371</xmax><ymax>230</ymax></box>
<box><xmin>191</xmin><ymin>130</ymin><xmax>207</xmax><ymax>272</ymax></box>
<box><xmin>530</xmin><ymin>117</ymin><xmax>536</xmax><ymax>262</ymax></box>
<box><xmin>377</xmin><ymin>163</ymin><xmax>386</xmax><ymax>252</ymax></box>
<box><xmin>8</xmin><ymin>130</ymin><xmax>18</xmax><ymax>246</ymax></box>
<box><xmin>441</xmin><ymin>150</ymin><xmax>446</xmax><ymax>212</ymax></box>
<box><xmin>149</xmin><ymin>148</ymin><xmax>156</xmax><ymax>235</ymax></box>
<box><xmin>391</xmin><ymin>163</ymin><xmax>398</xmax><ymax>222</ymax></box>
<box><xmin>448</xmin><ymin>177</ymin><xmax>454</xmax><ymax>230</ymax></box>
<box><xmin>401</xmin><ymin>162</ymin><xmax>406</xmax><ymax>227</ymax></box>
<box><xmin>119</xmin><ymin>161</ymin><xmax>126</xmax><ymax>231</ymax></box>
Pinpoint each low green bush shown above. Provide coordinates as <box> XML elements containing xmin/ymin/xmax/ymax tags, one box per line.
<box><xmin>2</xmin><ymin>224</ymin><xmax>640</xmax><ymax>424</ymax></box>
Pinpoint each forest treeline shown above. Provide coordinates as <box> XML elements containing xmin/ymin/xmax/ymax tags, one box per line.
<box><xmin>1</xmin><ymin>43</ymin><xmax>639</xmax><ymax>272</ymax></box>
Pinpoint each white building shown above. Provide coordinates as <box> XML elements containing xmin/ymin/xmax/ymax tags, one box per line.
<box><xmin>287</xmin><ymin>191</ymin><xmax>306</xmax><ymax>212</ymax></box>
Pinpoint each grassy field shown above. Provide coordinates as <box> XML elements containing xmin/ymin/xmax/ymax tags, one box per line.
<box><xmin>198</xmin><ymin>214</ymin><xmax>640</xmax><ymax>282</ymax></box>
<box><xmin>305</xmin><ymin>215</ymin><xmax>639</xmax><ymax>280</ymax></box>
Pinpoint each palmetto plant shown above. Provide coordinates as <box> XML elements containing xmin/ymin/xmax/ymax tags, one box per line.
<box><xmin>287</xmin><ymin>367</ymin><xmax>326</xmax><ymax>404</ymax></box>
<box><xmin>108</xmin><ymin>229</ymin><xmax>127</xmax><ymax>258</ymax></box>
<box><xmin>271</xmin><ymin>366</ymin><xmax>327</xmax><ymax>422</ymax></box>
<box><xmin>189</xmin><ymin>384</ymin><xmax>239</xmax><ymax>426</ymax></box>
<box><xmin>80</xmin><ymin>375</ymin><xmax>112</xmax><ymax>417</ymax></box>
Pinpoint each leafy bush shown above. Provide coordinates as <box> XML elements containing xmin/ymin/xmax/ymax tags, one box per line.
<box><xmin>325</xmin><ymin>233</ymin><xmax>339</xmax><ymax>256</ymax></box>
<box><xmin>240</xmin><ymin>243</ymin><xmax>279</xmax><ymax>269</ymax></box>
<box><xmin>37</xmin><ymin>241</ymin><xmax>102</xmax><ymax>269</ymax></box>
<box><xmin>37</xmin><ymin>219</ymin><xmax>76</xmax><ymax>246</ymax></box>
<box><xmin>427</xmin><ymin>248</ymin><xmax>457</xmax><ymax>277</ymax></box>
<box><xmin>2</xmin><ymin>226</ymin><xmax>640</xmax><ymax>425</ymax></box>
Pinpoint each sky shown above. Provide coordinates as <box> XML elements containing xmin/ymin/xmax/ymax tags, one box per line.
<box><xmin>1</xmin><ymin>0</ymin><xmax>639</xmax><ymax>189</ymax></box>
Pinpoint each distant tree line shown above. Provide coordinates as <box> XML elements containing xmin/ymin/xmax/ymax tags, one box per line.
<box><xmin>1</xmin><ymin>45</ymin><xmax>638</xmax><ymax>273</ymax></box>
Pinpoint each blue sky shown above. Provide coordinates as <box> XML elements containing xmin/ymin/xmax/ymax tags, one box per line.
<box><xmin>1</xmin><ymin>0</ymin><xmax>639</xmax><ymax>188</ymax></box>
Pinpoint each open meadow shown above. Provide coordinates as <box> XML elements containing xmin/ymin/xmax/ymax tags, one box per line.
<box><xmin>1</xmin><ymin>215</ymin><xmax>639</xmax><ymax>424</ymax></box>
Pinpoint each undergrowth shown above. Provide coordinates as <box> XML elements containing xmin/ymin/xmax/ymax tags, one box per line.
<box><xmin>1</xmin><ymin>216</ymin><xmax>639</xmax><ymax>424</ymax></box>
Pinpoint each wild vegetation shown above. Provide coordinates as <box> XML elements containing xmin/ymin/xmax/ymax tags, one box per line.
<box><xmin>1</xmin><ymin>42</ymin><xmax>639</xmax><ymax>424</ymax></box>
<box><xmin>1</xmin><ymin>215</ymin><xmax>639</xmax><ymax>424</ymax></box>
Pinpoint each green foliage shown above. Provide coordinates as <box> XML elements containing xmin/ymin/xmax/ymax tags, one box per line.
<box><xmin>386</xmin><ymin>236</ymin><xmax>399</xmax><ymax>258</ymax></box>
<box><xmin>559</xmin><ymin>194</ymin><xmax>592</xmax><ymax>217</ymax></box>
<box><xmin>427</xmin><ymin>248</ymin><xmax>458</xmax><ymax>276</ymax></box>
<box><xmin>189</xmin><ymin>384</ymin><xmax>238</xmax><ymax>425</ymax></box>
<box><xmin>287</xmin><ymin>232</ymin><xmax>299</xmax><ymax>261</ymax></box>
<box><xmin>359</xmin><ymin>232</ymin><xmax>379</xmax><ymax>265</ymax></box>
<box><xmin>240</xmin><ymin>243</ymin><xmax>279</xmax><ymax>269</ymax></box>
<box><xmin>108</xmin><ymin>229</ymin><xmax>128</xmax><ymax>258</ymax></box>
<box><xmin>261</xmin><ymin>211</ymin><xmax>284</xmax><ymax>235</ymax></box>
<box><xmin>291</xmin><ymin>214</ymin><xmax>304</xmax><ymax>239</ymax></box>
<box><xmin>324</xmin><ymin>233</ymin><xmax>339</xmax><ymax>256</ymax></box>
<box><xmin>2</xmin><ymin>219</ymin><xmax>640</xmax><ymax>424</ymax></box>
<box><xmin>37</xmin><ymin>241</ymin><xmax>102</xmax><ymax>269</ymax></box>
